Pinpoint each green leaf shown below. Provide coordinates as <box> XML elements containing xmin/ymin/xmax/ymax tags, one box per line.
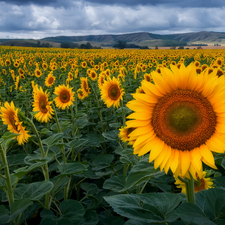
<box><xmin>40</xmin><ymin>128</ymin><xmax>53</xmax><ymax>135</ymax></box>
<box><xmin>59</xmin><ymin>200</ymin><xmax>85</xmax><ymax>224</ymax></box>
<box><xmin>50</xmin><ymin>176</ymin><xmax>70</xmax><ymax>196</ymax></box>
<box><xmin>103</xmin><ymin>176</ymin><xmax>126</xmax><ymax>192</ymax></box>
<box><xmin>203</xmin><ymin>188</ymin><xmax>224</xmax><ymax>220</ymax></box>
<box><xmin>68</xmin><ymin>138</ymin><xmax>89</xmax><ymax>149</ymax></box>
<box><xmin>42</xmin><ymin>133</ymin><xmax>64</xmax><ymax>146</ymax></box>
<box><xmin>215</xmin><ymin>156</ymin><xmax>225</xmax><ymax>169</ymax></box>
<box><xmin>1</xmin><ymin>132</ymin><xmax>20</xmax><ymax>140</ymax></box>
<box><xmin>13</xmin><ymin>161</ymin><xmax>47</xmax><ymax>179</ymax></box>
<box><xmin>80</xmin><ymin>210</ymin><xmax>99</xmax><ymax>225</ymax></box>
<box><xmin>80</xmin><ymin>183</ymin><xmax>99</xmax><ymax>195</ymax></box>
<box><xmin>75</xmin><ymin>118</ymin><xmax>89</xmax><ymax>128</ymax></box>
<box><xmin>104</xmin><ymin>193</ymin><xmax>181</xmax><ymax>223</ymax></box>
<box><xmin>213</xmin><ymin>176</ymin><xmax>225</xmax><ymax>189</ymax></box>
<box><xmin>0</xmin><ymin>132</ymin><xmax>20</xmax><ymax>150</ymax></box>
<box><xmin>124</xmin><ymin>219</ymin><xmax>149</xmax><ymax>225</ymax></box>
<box><xmin>86</xmin><ymin>133</ymin><xmax>104</xmax><ymax>147</ymax></box>
<box><xmin>40</xmin><ymin>209</ymin><xmax>57</xmax><ymax>225</ymax></box>
<box><xmin>92</xmin><ymin>154</ymin><xmax>114</xmax><ymax>171</ymax></box>
<box><xmin>176</xmin><ymin>203</ymin><xmax>216</xmax><ymax>225</ymax></box>
<box><xmin>100</xmin><ymin>216</ymin><xmax>125</xmax><ymax>225</ymax></box>
<box><xmin>109</xmin><ymin>122</ymin><xmax>122</xmax><ymax>128</ymax></box>
<box><xmin>57</xmin><ymin>162</ymin><xmax>88</xmax><ymax>177</ymax></box>
<box><xmin>121</xmin><ymin>158</ymin><xmax>161</xmax><ymax>191</ymax></box>
<box><xmin>14</xmin><ymin>181</ymin><xmax>53</xmax><ymax>201</ymax></box>
<box><xmin>0</xmin><ymin>205</ymin><xmax>10</xmax><ymax>225</ymax></box>
<box><xmin>10</xmin><ymin>198</ymin><xmax>33</xmax><ymax>221</ymax></box>
<box><xmin>102</xmin><ymin>130</ymin><xmax>119</xmax><ymax>141</ymax></box>
<box><xmin>7</xmin><ymin>154</ymin><xmax>26</xmax><ymax>167</ymax></box>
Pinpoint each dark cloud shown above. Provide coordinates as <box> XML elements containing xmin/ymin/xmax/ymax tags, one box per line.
<box><xmin>0</xmin><ymin>0</ymin><xmax>225</xmax><ymax>39</ymax></box>
<box><xmin>84</xmin><ymin>0</ymin><xmax>225</xmax><ymax>8</ymax></box>
<box><xmin>0</xmin><ymin>0</ymin><xmax>74</xmax><ymax>7</ymax></box>
<box><xmin>1</xmin><ymin>0</ymin><xmax>224</xmax><ymax>7</ymax></box>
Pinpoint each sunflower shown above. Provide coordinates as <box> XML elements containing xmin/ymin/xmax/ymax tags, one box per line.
<box><xmin>0</xmin><ymin>101</ymin><xmax>30</xmax><ymax>145</ymax></box>
<box><xmin>80</xmin><ymin>77</ymin><xmax>90</xmax><ymax>95</ymax></box>
<box><xmin>45</xmin><ymin>72</ymin><xmax>56</xmax><ymax>87</ymax></box>
<box><xmin>175</xmin><ymin>171</ymin><xmax>213</xmax><ymax>194</ymax></box>
<box><xmin>81</xmin><ymin>61</ymin><xmax>87</xmax><ymax>68</ymax></box>
<box><xmin>14</xmin><ymin>76</ymin><xmax>19</xmax><ymax>90</ymax></box>
<box><xmin>125</xmin><ymin>63</ymin><xmax>225</xmax><ymax>179</ymax></box>
<box><xmin>136</xmin><ymin>86</ymin><xmax>145</xmax><ymax>94</ymax></box>
<box><xmin>35</xmin><ymin>68</ymin><xmax>42</xmax><ymax>78</ymax></box>
<box><xmin>144</xmin><ymin>73</ymin><xmax>151</xmax><ymax>82</ymax></box>
<box><xmin>54</xmin><ymin>84</ymin><xmax>75</xmax><ymax>110</ymax></box>
<box><xmin>98</xmin><ymin>73</ymin><xmax>106</xmax><ymax>89</ymax></box>
<box><xmin>32</xmin><ymin>86</ymin><xmax>54</xmax><ymax>123</ymax></box>
<box><xmin>89</xmin><ymin>70</ymin><xmax>97</xmax><ymax>81</ymax></box>
<box><xmin>100</xmin><ymin>76</ymin><xmax>124</xmax><ymax>108</ymax></box>
<box><xmin>77</xmin><ymin>88</ymin><xmax>87</xmax><ymax>100</ymax></box>
<box><xmin>119</xmin><ymin>126</ymin><xmax>135</xmax><ymax>145</ymax></box>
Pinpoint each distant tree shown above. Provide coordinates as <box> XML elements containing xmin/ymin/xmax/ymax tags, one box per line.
<box><xmin>61</xmin><ymin>42</ymin><xmax>71</xmax><ymax>48</ymax></box>
<box><xmin>140</xmin><ymin>46</ymin><xmax>149</xmax><ymax>49</ymax></box>
<box><xmin>37</xmin><ymin>40</ymin><xmax>41</xmax><ymax>47</ymax></box>
<box><xmin>80</xmin><ymin>42</ymin><xmax>93</xmax><ymax>49</ymax></box>
<box><xmin>113</xmin><ymin>40</ymin><xmax>126</xmax><ymax>49</ymax></box>
<box><xmin>178</xmin><ymin>46</ymin><xmax>184</xmax><ymax>49</ymax></box>
<box><xmin>155</xmin><ymin>45</ymin><xmax>158</xmax><ymax>49</ymax></box>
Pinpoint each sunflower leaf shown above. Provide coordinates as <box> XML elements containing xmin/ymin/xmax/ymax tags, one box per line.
<box><xmin>104</xmin><ymin>193</ymin><xmax>181</xmax><ymax>223</ymax></box>
<box><xmin>42</xmin><ymin>133</ymin><xmax>64</xmax><ymax>146</ymax></box>
<box><xmin>13</xmin><ymin>181</ymin><xmax>53</xmax><ymax>201</ymax></box>
<box><xmin>57</xmin><ymin>162</ymin><xmax>88</xmax><ymax>177</ymax></box>
<box><xmin>120</xmin><ymin>158</ymin><xmax>161</xmax><ymax>192</ymax></box>
<box><xmin>176</xmin><ymin>203</ymin><xmax>216</xmax><ymax>225</ymax></box>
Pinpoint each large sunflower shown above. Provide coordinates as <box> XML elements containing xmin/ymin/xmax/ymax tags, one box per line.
<box><xmin>33</xmin><ymin>86</ymin><xmax>54</xmax><ymax>123</ymax></box>
<box><xmin>125</xmin><ymin>63</ymin><xmax>225</xmax><ymax>179</ymax></box>
<box><xmin>54</xmin><ymin>84</ymin><xmax>75</xmax><ymax>110</ymax></box>
<box><xmin>100</xmin><ymin>77</ymin><xmax>124</xmax><ymax>108</ymax></box>
<box><xmin>0</xmin><ymin>101</ymin><xmax>30</xmax><ymax>145</ymax></box>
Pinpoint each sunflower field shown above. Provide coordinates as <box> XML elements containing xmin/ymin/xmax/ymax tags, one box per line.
<box><xmin>1</xmin><ymin>46</ymin><xmax>225</xmax><ymax>224</ymax></box>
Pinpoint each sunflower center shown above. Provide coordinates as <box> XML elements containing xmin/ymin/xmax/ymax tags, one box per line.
<box><xmin>48</xmin><ymin>77</ymin><xmax>54</xmax><ymax>84</ymax></box>
<box><xmin>152</xmin><ymin>89</ymin><xmax>217</xmax><ymax>151</ymax></box>
<box><xmin>39</xmin><ymin>97</ymin><xmax>48</xmax><ymax>113</ymax></box>
<box><xmin>108</xmin><ymin>85</ymin><xmax>120</xmax><ymax>100</ymax></box>
<box><xmin>60</xmin><ymin>91</ymin><xmax>70</xmax><ymax>103</ymax></box>
<box><xmin>194</xmin><ymin>177</ymin><xmax>206</xmax><ymax>192</ymax></box>
<box><xmin>9</xmin><ymin>113</ymin><xmax>18</xmax><ymax>131</ymax></box>
<box><xmin>168</xmin><ymin>104</ymin><xmax>199</xmax><ymax>133</ymax></box>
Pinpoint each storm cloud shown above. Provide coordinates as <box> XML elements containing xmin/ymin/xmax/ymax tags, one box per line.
<box><xmin>0</xmin><ymin>0</ymin><xmax>225</xmax><ymax>39</ymax></box>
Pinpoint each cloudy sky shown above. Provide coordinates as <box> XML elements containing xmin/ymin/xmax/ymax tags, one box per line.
<box><xmin>0</xmin><ymin>0</ymin><xmax>225</xmax><ymax>39</ymax></box>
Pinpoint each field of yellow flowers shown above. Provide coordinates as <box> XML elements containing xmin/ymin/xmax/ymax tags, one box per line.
<box><xmin>1</xmin><ymin>46</ymin><xmax>225</xmax><ymax>224</ymax></box>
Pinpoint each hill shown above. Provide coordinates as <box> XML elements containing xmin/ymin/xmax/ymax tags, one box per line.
<box><xmin>41</xmin><ymin>31</ymin><xmax>225</xmax><ymax>47</ymax></box>
<box><xmin>1</xmin><ymin>31</ymin><xmax>225</xmax><ymax>48</ymax></box>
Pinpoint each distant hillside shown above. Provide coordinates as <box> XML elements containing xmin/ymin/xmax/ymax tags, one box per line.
<box><xmin>42</xmin><ymin>31</ymin><xmax>225</xmax><ymax>47</ymax></box>
<box><xmin>1</xmin><ymin>31</ymin><xmax>225</xmax><ymax>48</ymax></box>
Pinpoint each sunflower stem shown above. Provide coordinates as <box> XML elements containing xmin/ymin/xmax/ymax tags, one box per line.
<box><xmin>52</xmin><ymin>104</ymin><xmax>66</xmax><ymax>165</ymax></box>
<box><xmin>25</xmin><ymin>117</ymin><xmax>50</xmax><ymax>209</ymax></box>
<box><xmin>52</xmin><ymin>104</ymin><xmax>69</xmax><ymax>201</ymax></box>
<box><xmin>0</xmin><ymin>144</ymin><xmax>14</xmax><ymax>212</ymax></box>
<box><xmin>70</xmin><ymin>105</ymin><xmax>75</xmax><ymax>138</ymax></box>
<box><xmin>90</xmin><ymin>82</ymin><xmax>104</xmax><ymax>133</ymax></box>
<box><xmin>178</xmin><ymin>175</ymin><xmax>195</xmax><ymax>204</ymax></box>
<box><xmin>121</xmin><ymin>100</ymin><xmax>126</xmax><ymax>127</ymax></box>
<box><xmin>186</xmin><ymin>174</ymin><xmax>195</xmax><ymax>204</ymax></box>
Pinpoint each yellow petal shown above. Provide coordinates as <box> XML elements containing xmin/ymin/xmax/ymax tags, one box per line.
<box><xmin>149</xmin><ymin>138</ymin><xmax>164</xmax><ymax>162</ymax></box>
<box><xmin>181</xmin><ymin>151</ymin><xmax>191</xmax><ymax>176</ymax></box>
<box><xmin>199</xmin><ymin>144</ymin><xmax>217</xmax><ymax>169</ymax></box>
